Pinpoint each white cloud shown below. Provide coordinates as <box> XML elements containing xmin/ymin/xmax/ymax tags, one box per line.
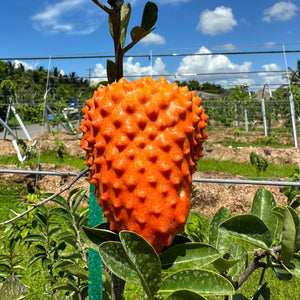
<box><xmin>31</xmin><ymin>0</ymin><xmax>102</xmax><ymax>34</ymax></box>
<box><xmin>14</xmin><ymin>60</ymin><xmax>39</xmax><ymax>71</ymax></box>
<box><xmin>263</xmin><ymin>2</ymin><xmax>298</xmax><ymax>22</ymax></box>
<box><xmin>92</xmin><ymin>57</ymin><xmax>168</xmax><ymax>82</ymax></box>
<box><xmin>264</xmin><ymin>42</ymin><xmax>277</xmax><ymax>48</ymax></box>
<box><xmin>197</xmin><ymin>6</ymin><xmax>237</xmax><ymax>36</ymax></box>
<box><xmin>91</xmin><ymin>64</ymin><xmax>107</xmax><ymax>82</ymax></box>
<box><xmin>175</xmin><ymin>47</ymin><xmax>252</xmax><ymax>86</ymax></box>
<box><xmin>259</xmin><ymin>63</ymin><xmax>286</xmax><ymax>88</ymax></box>
<box><xmin>140</xmin><ymin>33</ymin><xmax>166</xmax><ymax>46</ymax></box>
<box><xmin>213</xmin><ymin>43</ymin><xmax>236</xmax><ymax>51</ymax></box>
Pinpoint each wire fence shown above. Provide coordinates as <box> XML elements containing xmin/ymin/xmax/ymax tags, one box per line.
<box><xmin>0</xmin><ymin>47</ymin><xmax>300</xmax><ymax>193</ymax></box>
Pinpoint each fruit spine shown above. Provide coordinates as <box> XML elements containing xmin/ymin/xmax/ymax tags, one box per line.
<box><xmin>79</xmin><ymin>76</ymin><xmax>208</xmax><ymax>253</ymax></box>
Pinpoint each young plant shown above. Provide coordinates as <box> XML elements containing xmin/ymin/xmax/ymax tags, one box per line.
<box><xmin>0</xmin><ymin>218</ymin><xmax>30</xmax><ymax>299</ymax></box>
<box><xmin>53</xmin><ymin>137</ymin><xmax>67</xmax><ymax>164</ymax></box>
<box><xmin>250</xmin><ymin>151</ymin><xmax>269</xmax><ymax>177</ymax></box>
<box><xmin>24</xmin><ymin>188</ymin><xmax>89</xmax><ymax>299</ymax></box>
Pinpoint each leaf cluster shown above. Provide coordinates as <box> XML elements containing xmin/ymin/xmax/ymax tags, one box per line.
<box><xmin>85</xmin><ymin>187</ymin><xmax>300</xmax><ymax>299</ymax></box>
<box><xmin>0</xmin><ymin>188</ymin><xmax>90</xmax><ymax>299</ymax></box>
<box><xmin>97</xmin><ymin>1</ymin><xmax>158</xmax><ymax>82</ymax></box>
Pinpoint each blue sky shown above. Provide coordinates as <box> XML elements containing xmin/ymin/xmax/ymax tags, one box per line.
<box><xmin>1</xmin><ymin>0</ymin><xmax>300</xmax><ymax>90</ymax></box>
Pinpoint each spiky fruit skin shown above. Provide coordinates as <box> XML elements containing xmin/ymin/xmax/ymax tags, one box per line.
<box><xmin>79</xmin><ymin>77</ymin><xmax>208</xmax><ymax>253</ymax></box>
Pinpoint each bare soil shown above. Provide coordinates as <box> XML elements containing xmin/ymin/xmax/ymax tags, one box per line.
<box><xmin>1</xmin><ymin>130</ymin><xmax>299</xmax><ymax>216</ymax></box>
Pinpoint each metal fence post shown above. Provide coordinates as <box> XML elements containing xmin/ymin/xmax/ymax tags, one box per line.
<box><xmin>261</xmin><ymin>97</ymin><xmax>267</xmax><ymax>136</ymax></box>
<box><xmin>289</xmin><ymin>92</ymin><xmax>299</xmax><ymax>149</ymax></box>
<box><xmin>89</xmin><ymin>183</ymin><xmax>103</xmax><ymax>300</ymax></box>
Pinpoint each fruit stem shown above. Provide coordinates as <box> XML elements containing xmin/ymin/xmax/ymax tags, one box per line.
<box><xmin>91</xmin><ymin>0</ymin><xmax>124</xmax><ymax>80</ymax></box>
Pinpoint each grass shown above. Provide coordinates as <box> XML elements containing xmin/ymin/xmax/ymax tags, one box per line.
<box><xmin>0</xmin><ymin>176</ymin><xmax>28</xmax><ymax>222</ymax></box>
<box><xmin>240</xmin><ymin>268</ymin><xmax>300</xmax><ymax>299</ymax></box>
<box><xmin>221</xmin><ymin>139</ymin><xmax>295</xmax><ymax>148</ymax></box>
<box><xmin>0</xmin><ymin>151</ymin><xmax>86</xmax><ymax>170</ymax></box>
<box><xmin>196</xmin><ymin>159</ymin><xmax>298</xmax><ymax>179</ymax></box>
<box><xmin>39</xmin><ymin>150</ymin><xmax>86</xmax><ymax>169</ymax></box>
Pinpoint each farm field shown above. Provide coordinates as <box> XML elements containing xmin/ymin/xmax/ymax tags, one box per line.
<box><xmin>0</xmin><ymin>127</ymin><xmax>299</xmax><ymax>217</ymax></box>
<box><xmin>0</xmin><ymin>126</ymin><xmax>299</xmax><ymax>299</ymax></box>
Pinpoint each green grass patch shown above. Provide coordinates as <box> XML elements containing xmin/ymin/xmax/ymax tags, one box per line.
<box><xmin>240</xmin><ymin>267</ymin><xmax>300</xmax><ymax>299</ymax></box>
<box><xmin>39</xmin><ymin>150</ymin><xmax>86</xmax><ymax>169</ymax></box>
<box><xmin>0</xmin><ymin>176</ymin><xmax>28</xmax><ymax>223</ymax></box>
<box><xmin>197</xmin><ymin>159</ymin><xmax>298</xmax><ymax>179</ymax></box>
<box><xmin>0</xmin><ymin>152</ymin><xmax>85</xmax><ymax>170</ymax></box>
<box><xmin>221</xmin><ymin>140</ymin><xmax>294</xmax><ymax>148</ymax></box>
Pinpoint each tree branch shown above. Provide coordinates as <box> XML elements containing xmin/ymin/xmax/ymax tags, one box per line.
<box><xmin>91</xmin><ymin>0</ymin><xmax>112</xmax><ymax>14</ymax></box>
<box><xmin>0</xmin><ymin>167</ymin><xmax>90</xmax><ymax>226</ymax></box>
<box><xmin>235</xmin><ymin>246</ymin><xmax>282</xmax><ymax>290</ymax></box>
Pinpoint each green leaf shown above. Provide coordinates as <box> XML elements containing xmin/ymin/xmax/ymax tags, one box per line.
<box><xmin>287</xmin><ymin>190</ymin><xmax>300</xmax><ymax>206</ymax></box>
<box><xmin>166</xmin><ymin>290</ymin><xmax>207</xmax><ymax>300</ymax></box>
<box><xmin>252</xmin><ymin>282</ymin><xmax>270</xmax><ymax>300</ymax></box>
<box><xmin>228</xmin><ymin>243</ymin><xmax>248</xmax><ymax>281</ymax></box>
<box><xmin>209</xmin><ymin>206</ymin><xmax>232</xmax><ymax>253</ymax></box>
<box><xmin>159</xmin><ymin>269</ymin><xmax>234</xmax><ymax>297</ymax></box>
<box><xmin>49</xmin><ymin>225</ymin><xmax>62</xmax><ymax>236</ymax></box>
<box><xmin>71</xmin><ymin>189</ymin><xmax>87</xmax><ymax>213</ymax></box>
<box><xmin>0</xmin><ymin>276</ymin><xmax>28</xmax><ymax>300</ymax></box>
<box><xmin>52</xmin><ymin>281</ymin><xmax>78</xmax><ymax>292</ymax></box>
<box><xmin>287</xmin><ymin>207</ymin><xmax>300</xmax><ymax>252</ymax></box>
<box><xmin>271</xmin><ymin>206</ymin><xmax>285</xmax><ymax>243</ymax></box>
<box><xmin>0</xmin><ymin>264</ymin><xmax>10</xmax><ymax>272</ymax></box>
<box><xmin>26</xmin><ymin>252</ymin><xmax>47</xmax><ymax>268</ymax></box>
<box><xmin>271</xmin><ymin>206</ymin><xmax>285</xmax><ymax>219</ymax></box>
<box><xmin>23</xmin><ymin>234</ymin><xmax>47</xmax><ymax>244</ymax></box>
<box><xmin>55</xmin><ymin>260</ymin><xmax>75</xmax><ymax>269</ymax></box>
<box><xmin>106</xmin><ymin>59</ymin><xmax>117</xmax><ymax>84</ymax></box>
<box><xmin>119</xmin><ymin>231</ymin><xmax>161</xmax><ymax>298</ymax></box>
<box><xmin>46</xmin><ymin>194</ymin><xmax>68</xmax><ymax>209</ymax></box>
<box><xmin>82</xmin><ymin>225</ymin><xmax>119</xmax><ymax>245</ymax></box>
<box><xmin>281</xmin><ymin>208</ymin><xmax>296</xmax><ymax>265</ymax></box>
<box><xmin>271</xmin><ymin>262</ymin><xmax>292</xmax><ymax>281</ymax></box>
<box><xmin>79</xmin><ymin>214</ymin><xmax>89</xmax><ymax>228</ymax></box>
<box><xmin>233</xmin><ymin>294</ymin><xmax>249</xmax><ymax>300</ymax></box>
<box><xmin>49</xmin><ymin>207</ymin><xmax>72</xmax><ymax>222</ymax></box>
<box><xmin>251</xmin><ymin>188</ymin><xmax>277</xmax><ymax>238</ymax></box>
<box><xmin>20</xmin><ymin>228</ymin><xmax>29</xmax><ymax>239</ymax></box>
<box><xmin>56</xmin><ymin>231</ymin><xmax>75</xmax><ymax>241</ymax></box>
<box><xmin>120</xmin><ymin>3</ymin><xmax>131</xmax><ymax>48</ymax></box>
<box><xmin>130</xmin><ymin>26</ymin><xmax>150</xmax><ymax>44</ymax></box>
<box><xmin>213</xmin><ymin>256</ymin><xmax>239</xmax><ymax>273</ymax></box>
<box><xmin>60</xmin><ymin>264</ymin><xmax>88</xmax><ymax>280</ymax></box>
<box><xmin>67</xmin><ymin>187</ymin><xmax>81</xmax><ymax>200</ymax></box>
<box><xmin>33</xmin><ymin>212</ymin><xmax>47</xmax><ymax>228</ymax></box>
<box><xmin>99</xmin><ymin>241</ymin><xmax>140</xmax><ymax>283</ymax></box>
<box><xmin>59</xmin><ymin>252</ymin><xmax>82</xmax><ymax>260</ymax></box>
<box><xmin>42</xmin><ymin>258</ymin><xmax>52</xmax><ymax>270</ymax></box>
<box><xmin>219</xmin><ymin>214</ymin><xmax>272</xmax><ymax>249</ymax></box>
<box><xmin>57</xmin><ymin>241</ymin><xmax>67</xmax><ymax>252</ymax></box>
<box><xmin>141</xmin><ymin>2</ymin><xmax>158</xmax><ymax>31</ymax></box>
<box><xmin>160</xmin><ymin>243</ymin><xmax>220</xmax><ymax>273</ymax></box>
<box><xmin>13</xmin><ymin>265</ymin><xmax>25</xmax><ymax>272</ymax></box>
<box><xmin>107</xmin><ymin>4</ymin><xmax>132</xmax><ymax>45</ymax></box>
<box><xmin>290</xmin><ymin>254</ymin><xmax>300</xmax><ymax>278</ymax></box>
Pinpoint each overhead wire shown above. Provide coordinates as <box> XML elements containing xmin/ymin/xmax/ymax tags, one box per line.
<box><xmin>1</xmin><ymin>49</ymin><xmax>300</xmax><ymax>61</ymax></box>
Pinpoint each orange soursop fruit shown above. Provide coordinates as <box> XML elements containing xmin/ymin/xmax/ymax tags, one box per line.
<box><xmin>79</xmin><ymin>77</ymin><xmax>208</xmax><ymax>253</ymax></box>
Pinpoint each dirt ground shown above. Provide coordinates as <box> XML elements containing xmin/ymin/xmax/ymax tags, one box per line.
<box><xmin>0</xmin><ymin>130</ymin><xmax>299</xmax><ymax>217</ymax></box>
